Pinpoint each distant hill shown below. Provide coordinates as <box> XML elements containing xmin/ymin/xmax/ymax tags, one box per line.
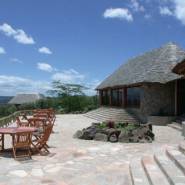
<box><xmin>0</xmin><ymin>96</ymin><xmax>13</xmax><ymax>105</ymax></box>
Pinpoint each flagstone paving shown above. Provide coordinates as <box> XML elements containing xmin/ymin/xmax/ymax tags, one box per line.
<box><xmin>0</xmin><ymin>114</ymin><xmax>184</xmax><ymax>185</ymax></box>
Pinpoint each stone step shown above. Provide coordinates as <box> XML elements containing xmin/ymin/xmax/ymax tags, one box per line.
<box><xmin>86</xmin><ymin>112</ymin><xmax>134</xmax><ymax>118</ymax></box>
<box><xmin>168</xmin><ymin>122</ymin><xmax>182</xmax><ymax>131</ymax></box>
<box><xmin>130</xmin><ymin>159</ymin><xmax>150</xmax><ymax>185</ymax></box>
<box><xmin>85</xmin><ymin>107</ymin><xmax>139</xmax><ymax>123</ymax></box>
<box><xmin>142</xmin><ymin>155</ymin><xmax>170</xmax><ymax>185</ymax></box>
<box><xmin>154</xmin><ymin>151</ymin><xmax>185</xmax><ymax>185</ymax></box>
<box><xmin>86</xmin><ymin>111</ymin><xmax>134</xmax><ymax>117</ymax></box>
<box><xmin>85</xmin><ymin>113</ymin><xmax>138</xmax><ymax>122</ymax></box>
<box><xmin>85</xmin><ymin>115</ymin><xmax>137</xmax><ymax>123</ymax></box>
<box><xmin>166</xmin><ymin>148</ymin><xmax>185</xmax><ymax>175</ymax></box>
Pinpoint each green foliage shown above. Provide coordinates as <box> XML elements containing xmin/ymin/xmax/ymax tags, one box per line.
<box><xmin>96</xmin><ymin>122</ymin><xmax>139</xmax><ymax>131</ymax></box>
<box><xmin>48</xmin><ymin>81</ymin><xmax>88</xmax><ymax>97</ymax></box>
<box><xmin>47</xmin><ymin>81</ymin><xmax>98</xmax><ymax>113</ymax></box>
<box><xmin>61</xmin><ymin>95</ymin><xmax>98</xmax><ymax>113</ymax></box>
<box><xmin>97</xmin><ymin>122</ymin><xmax>107</xmax><ymax>129</ymax></box>
<box><xmin>0</xmin><ymin>81</ymin><xmax>98</xmax><ymax>118</ymax></box>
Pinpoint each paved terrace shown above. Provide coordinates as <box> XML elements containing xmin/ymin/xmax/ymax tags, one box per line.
<box><xmin>0</xmin><ymin>114</ymin><xmax>184</xmax><ymax>185</ymax></box>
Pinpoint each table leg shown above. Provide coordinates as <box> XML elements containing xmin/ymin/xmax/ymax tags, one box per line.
<box><xmin>1</xmin><ymin>134</ymin><xmax>4</xmax><ymax>151</ymax></box>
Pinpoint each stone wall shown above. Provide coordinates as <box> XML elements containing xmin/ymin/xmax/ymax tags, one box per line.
<box><xmin>128</xmin><ymin>82</ymin><xmax>175</xmax><ymax>123</ymax></box>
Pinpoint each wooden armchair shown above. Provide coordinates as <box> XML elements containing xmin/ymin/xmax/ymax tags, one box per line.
<box><xmin>0</xmin><ymin>134</ymin><xmax>2</xmax><ymax>151</ymax></box>
<box><xmin>12</xmin><ymin>132</ymin><xmax>32</xmax><ymax>159</ymax></box>
<box><xmin>31</xmin><ymin>124</ymin><xmax>53</xmax><ymax>155</ymax></box>
<box><xmin>16</xmin><ymin>117</ymin><xmax>29</xmax><ymax>127</ymax></box>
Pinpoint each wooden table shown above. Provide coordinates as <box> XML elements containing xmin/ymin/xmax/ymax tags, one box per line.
<box><xmin>0</xmin><ymin>127</ymin><xmax>37</xmax><ymax>151</ymax></box>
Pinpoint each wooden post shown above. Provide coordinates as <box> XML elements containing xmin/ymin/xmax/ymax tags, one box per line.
<box><xmin>99</xmin><ymin>90</ymin><xmax>103</xmax><ymax>106</ymax></box>
<box><xmin>122</xmin><ymin>88</ymin><xmax>124</xmax><ymax>107</ymax></box>
<box><xmin>109</xmin><ymin>88</ymin><xmax>112</xmax><ymax>106</ymax></box>
<box><xmin>124</xmin><ymin>87</ymin><xmax>127</xmax><ymax>108</ymax></box>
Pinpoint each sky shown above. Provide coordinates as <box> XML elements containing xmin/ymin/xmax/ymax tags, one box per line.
<box><xmin>0</xmin><ymin>0</ymin><xmax>185</xmax><ymax>96</ymax></box>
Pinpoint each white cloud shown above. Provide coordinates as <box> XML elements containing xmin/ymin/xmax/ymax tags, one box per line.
<box><xmin>144</xmin><ymin>14</ymin><xmax>151</xmax><ymax>19</ymax></box>
<box><xmin>103</xmin><ymin>8</ymin><xmax>133</xmax><ymax>22</ymax></box>
<box><xmin>130</xmin><ymin>0</ymin><xmax>145</xmax><ymax>12</ymax></box>
<box><xmin>0</xmin><ymin>23</ymin><xmax>35</xmax><ymax>44</ymax></box>
<box><xmin>158</xmin><ymin>1</ymin><xmax>185</xmax><ymax>25</ymax></box>
<box><xmin>0</xmin><ymin>47</ymin><xmax>6</xmax><ymax>54</ymax></box>
<box><xmin>52</xmin><ymin>69</ymin><xmax>85</xmax><ymax>83</ymax></box>
<box><xmin>38</xmin><ymin>47</ymin><xmax>52</xmax><ymax>54</ymax></box>
<box><xmin>173</xmin><ymin>0</ymin><xmax>185</xmax><ymax>25</ymax></box>
<box><xmin>159</xmin><ymin>6</ymin><xmax>173</xmax><ymax>16</ymax></box>
<box><xmin>37</xmin><ymin>63</ymin><xmax>53</xmax><ymax>72</ymax></box>
<box><xmin>10</xmin><ymin>58</ymin><xmax>23</xmax><ymax>64</ymax></box>
<box><xmin>0</xmin><ymin>75</ymin><xmax>51</xmax><ymax>96</ymax></box>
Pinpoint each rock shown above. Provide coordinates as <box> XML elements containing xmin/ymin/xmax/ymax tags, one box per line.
<box><xmin>109</xmin><ymin>133</ymin><xmax>118</xmax><ymax>143</ymax></box>
<box><xmin>74</xmin><ymin>122</ymin><xmax>154</xmax><ymax>143</ymax></box>
<box><xmin>91</xmin><ymin>122</ymin><xmax>100</xmax><ymax>127</ymax></box>
<box><xmin>73</xmin><ymin>130</ymin><xmax>83</xmax><ymax>139</ymax></box>
<box><xmin>118</xmin><ymin>132</ymin><xmax>130</xmax><ymax>143</ymax></box>
<box><xmin>94</xmin><ymin>133</ymin><xmax>108</xmax><ymax>142</ymax></box>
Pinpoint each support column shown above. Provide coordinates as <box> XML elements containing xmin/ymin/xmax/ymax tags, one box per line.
<box><xmin>109</xmin><ymin>88</ymin><xmax>112</xmax><ymax>106</ymax></box>
<box><xmin>99</xmin><ymin>90</ymin><xmax>103</xmax><ymax>106</ymax></box>
<box><xmin>124</xmin><ymin>87</ymin><xmax>127</xmax><ymax>108</ymax></box>
<box><xmin>122</xmin><ymin>88</ymin><xmax>124</xmax><ymax>107</ymax></box>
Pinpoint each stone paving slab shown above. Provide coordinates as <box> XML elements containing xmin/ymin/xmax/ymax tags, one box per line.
<box><xmin>0</xmin><ymin>114</ymin><xmax>184</xmax><ymax>185</ymax></box>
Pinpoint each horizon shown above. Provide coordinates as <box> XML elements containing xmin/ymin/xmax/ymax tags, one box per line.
<box><xmin>0</xmin><ymin>0</ymin><xmax>185</xmax><ymax>96</ymax></box>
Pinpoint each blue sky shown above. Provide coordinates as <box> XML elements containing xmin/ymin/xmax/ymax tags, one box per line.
<box><xmin>0</xmin><ymin>0</ymin><xmax>185</xmax><ymax>95</ymax></box>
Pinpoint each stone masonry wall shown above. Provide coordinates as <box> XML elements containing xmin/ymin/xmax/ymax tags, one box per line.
<box><xmin>128</xmin><ymin>82</ymin><xmax>175</xmax><ymax>123</ymax></box>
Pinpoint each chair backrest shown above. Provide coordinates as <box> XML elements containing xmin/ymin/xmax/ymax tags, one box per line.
<box><xmin>28</xmin><ymin>118</ymin><xmax>45</xmax><ymax>129</ymax></box>
<box><xmin>40</xmin><ymin>125</ymin><xmax>53</xmax><ymax>144</ymax></box>
<box><xmin>32</xmin><ymin>109</ymin><xmax>56</xmax><ymax>125</ymax></box>
<box><xmin>16</xmin><ymin>117</ymin><xmax>22</xmax><ymax>127</ymax></box>
<box><xmin>13</xmin><ymin>132</ymin><xmax>32</xmax><ymax>147</ymax></box>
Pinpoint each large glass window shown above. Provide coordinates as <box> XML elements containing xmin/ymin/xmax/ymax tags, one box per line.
<box><xmin>102</xmin><ymin>90</ymin><xmax>109</xmax><ymax>105</ymax></box>
<box><xmin>111</xmin><ymin>89</ymin><xmax>123</xmax><ymax>106</ymax></box>
<box><xmin>127</xmin><ymin>87</ymin><xmax>141</xmax><ymax>108</ymax></box>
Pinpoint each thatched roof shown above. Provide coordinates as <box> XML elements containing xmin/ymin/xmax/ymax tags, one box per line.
<box><xmin>173</xmin><ymin>58</ymin><xmax>185</xmax><ymax>74</ymax></box>
<box><xmin>97</xmin><ymin>42</ymin><xmax>185</xmax><ymax>90</ymax></box>
<box><xmin>8</xmin><ymin>93</ymin><xmax>45</xmax><ymax>105</ymax></box>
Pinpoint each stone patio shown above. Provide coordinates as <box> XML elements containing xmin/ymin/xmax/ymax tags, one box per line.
<box><xmin>0</xmin><ymin>114</ymin><xmax>184</xmax><ymax>185</ymax></box>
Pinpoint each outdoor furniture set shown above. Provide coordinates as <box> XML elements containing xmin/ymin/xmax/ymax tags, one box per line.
<box><xmin>0</xmin><ymin>108</ymin><xmax>56</xmax><ymax>159</ymax></box>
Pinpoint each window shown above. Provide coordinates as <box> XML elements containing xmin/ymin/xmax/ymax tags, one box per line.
<box><xmin>127</xmin><ymin>87</ymin><xmax>141</xmax><ymax>108</ymax></box>
<box><xmin>102</xmin><ymin>90</ymin><xmax>109</xmax><ymax>105</ymax></box>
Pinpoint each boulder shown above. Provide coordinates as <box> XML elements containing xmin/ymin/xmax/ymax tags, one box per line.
<box><xmin>109</xmin><ymin>133</ymin><xmax>118</xmax><ymax>143</ymax></box>
<box><xmin>73</xmin><ymin>130</ymin><xmax>83</xmax><ymax>139</ymax></box>
<box><xmin>118</xmin><ymin>132</ymin><xmax>130</xmax><ymax>143</ymax></box>
<box><xmin>94</xmin><ymin>133</ymin><xmax>108</xmax><ymax>142</ymax></box>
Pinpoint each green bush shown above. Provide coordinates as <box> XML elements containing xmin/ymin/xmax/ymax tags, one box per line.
<box><xmin>60</xmin><ymin>95</ymin><xmax>98</xmax><ymax>113</ymax></box>
<box><xmin>0</xmin><ymin>95</ymin><xmax>98</xmax><ymax>118</ymax></box>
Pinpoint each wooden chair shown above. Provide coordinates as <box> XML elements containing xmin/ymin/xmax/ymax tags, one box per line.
<box><xmin>16</xmin><ymin>117</ymin><xmax>29</xmax><ymax>127</ymax></box>
<box><xmin>0</xmin><ymin>134</ymin><xmax>2</xmax><ymax>151</ymax></box>
<box><xmin>31</xmin><ymin>124</ymin><xmax>53</xmax><ymax>155</ymax></box>
<box><xmin>12</xmin><ymin>132</ymin><xmax>32</xmax><ymax>159</ymax></box>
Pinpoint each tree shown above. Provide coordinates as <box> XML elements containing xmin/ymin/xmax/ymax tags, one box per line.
<box><xmin>48</xmin><ymin>81</ymin><xmax>88</xmax><ymax>97</ymax></box>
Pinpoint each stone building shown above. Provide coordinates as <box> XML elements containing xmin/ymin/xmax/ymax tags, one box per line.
<box><xmin>96</xmin><ymin>42</ymin><xmax>185</xmax><ymax>123</ymax></box>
